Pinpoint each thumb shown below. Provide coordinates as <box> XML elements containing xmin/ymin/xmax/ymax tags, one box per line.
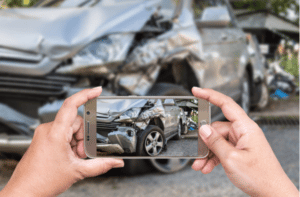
<box><xmin>199</xmin><ymin>125</ymin><xmax>235</xmax><ymax>162</ymax></box>
<box><xmin>78</xmin><ymin>158</ymin><xmax>124</xmax><ymax>178</ymax></box>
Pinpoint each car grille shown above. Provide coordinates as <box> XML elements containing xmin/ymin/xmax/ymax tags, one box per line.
<box><xmin>0</xmin><ymin>75</ymin><xmax>77</xmax><ymax>98</ymax></box>
<box><xmin>97</xmin><ymin>121</ymin><xmax>121</xmax><ymax>137</ymax></box>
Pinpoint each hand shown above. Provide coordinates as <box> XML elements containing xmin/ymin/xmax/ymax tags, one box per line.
<box><xmin>0</xmin><ymin>87</ymin><xmax>124</xmax><ymax>197</ymax></box>
<box><xmin>191</xmin><ymin>87</ymin><xmax>298</xmax><ymax>197</ymax></box>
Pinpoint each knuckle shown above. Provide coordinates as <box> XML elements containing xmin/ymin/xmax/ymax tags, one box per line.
<box><xmin>75</xmin><ymin>168</ymin><xmax>86</xmax><ymax>181</ymax></box>
<box><xmin>209</xmin><ymin>136</ymin><xmax>223</xmax><ymax>150</ymax></box>
<box><xmin>34</xmin><ymin>124</ymin><xmax>47</xmax><ymax>137</ymax></box>
<box><xmin>62</xmin><ymin>98</ymin><xmax>72</xmax><ymax>107</ymax></box>
<box><xmin>211</xmin><ymin>121</ymin><xmax>222</xmax><ymax>128</ymax></box>
<box><xmin>223</xmin><ymin>150</ymin><xmax>239</xmax><ymax>165</ymax></box>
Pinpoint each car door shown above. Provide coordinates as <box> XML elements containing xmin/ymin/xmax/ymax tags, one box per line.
<box><xmin>163</xmin><ymin>99</ymin><xmax>176</xmax><ymax>137</ymax></box>
<box><xmin>170</xmin><ymin>100</ymin><xmax>180</xmax><ymax>133</ymax></box>
<box><xmin>193</xmin><ymin>0</ymin><xmax>241</xmax><ymax>115</ymax></box>
<box><xmin>221</xmin><ymin>0</ymin><xmax>247</xmax><ymax>100</ymax></box>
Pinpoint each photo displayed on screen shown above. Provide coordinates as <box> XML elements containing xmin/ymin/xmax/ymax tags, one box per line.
<box><xmin>95</xmin><ymin>98</ymin><xmax>207</xmax><ymax>157</ymax></box>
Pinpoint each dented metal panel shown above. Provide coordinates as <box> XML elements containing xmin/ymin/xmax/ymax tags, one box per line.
<box><xmin>138</xmin><ymin>99</ymin><xmax>165</xmax><ymax>120</ymax></box>
<box><xmin>0</xmin><ymin>1</ymin><xmax>158</xmax><ymax>60</ymax></box>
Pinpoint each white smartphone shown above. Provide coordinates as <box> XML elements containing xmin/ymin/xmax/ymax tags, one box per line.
<box><xmin>84</xmin><ymin>96</ymin><xmax>210</xmax><ymax>159</ymax></box>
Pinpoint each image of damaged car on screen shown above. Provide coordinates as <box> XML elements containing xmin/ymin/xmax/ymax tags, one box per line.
<box><xmin>96</xmin><ymin>98</ymin><xmax>199</xmax><ymax>157</ymax></box>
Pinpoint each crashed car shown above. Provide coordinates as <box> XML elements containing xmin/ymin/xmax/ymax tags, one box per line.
<box><xmin>96</xmin><ymin>99</ymin><xmax>185</xmax><ymax>156</ymax></box>
<box><xmin>0</xmin><ymin>0</ymin><xmax>264</xmax><ymax>173</ymax></box>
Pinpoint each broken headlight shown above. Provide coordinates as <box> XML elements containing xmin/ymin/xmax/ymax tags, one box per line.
<box><xmin>116</xmin><ymin>108</ymin><xmax>142</xmax><ymax>123</ymax></box>
<box><xmin>121</xmin><ymin>108</ymin><xmax>141</xmax><ymax>119</ymax></box>
<box><xmin>75</xmin><ymin>33</ymin><xmax>135</xmax><ymax>65</ymax></box>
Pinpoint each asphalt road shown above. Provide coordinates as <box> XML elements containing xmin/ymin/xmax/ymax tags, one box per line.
<box><xmin>159</xmin><ymin>138</ymin><xmax>198</xmax><ymax>157</ymax></box>
<box><xmin>0</xmin><ymin>125</ymin><xmax>298</xmax><ymax>197</ymax></box>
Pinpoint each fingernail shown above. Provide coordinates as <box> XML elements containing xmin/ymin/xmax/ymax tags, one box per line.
<box><xmin>200</xmin><ymin>125</ymin><xmax>212</xmax><ymax>138</ymax></box>
<box><xmin>92</xmin><ymin>86</ymin><xmax>102</xmax><ymax>91</ymax></box>
<box><xmin>113</xmin><ymin>160</ymin><xmax>124</xmax><ymax>168</ymax></box>
<box><xmin>192</xmin><ymin>87</ymin><xmax>202</xmax><ymax>90</ymax></box>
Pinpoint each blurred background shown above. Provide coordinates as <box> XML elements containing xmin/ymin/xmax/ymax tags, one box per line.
<box><xmin>0</xmin><ymin>0</ymin><xmax>299</xmax><ymax>196</ymax></box>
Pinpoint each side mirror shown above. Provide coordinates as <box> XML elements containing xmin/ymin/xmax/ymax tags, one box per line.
<box><xmin>196</xmin><ymin>6</ymin><xmax>231</xmax><ymax>27</ymax></box>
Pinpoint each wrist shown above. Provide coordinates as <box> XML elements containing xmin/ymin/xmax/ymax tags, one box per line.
<box><xmin>0</xmin><ymin>183</ymin><xmax>40</xmax><ymax>197</ymax></box>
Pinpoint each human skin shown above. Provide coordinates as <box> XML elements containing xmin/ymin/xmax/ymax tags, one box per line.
<box><xmin>0</xmin><ymin>87</ymin><xmax>124</xmax><ymax>197</ymax></box>
<box><xmin>191</xmin><ymin>87</ymin><xmax>299</xmax><ymax>197</ymax></box>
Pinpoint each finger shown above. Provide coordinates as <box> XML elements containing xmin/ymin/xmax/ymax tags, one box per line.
<box><xmin>70</xmin><ymin>138</ymin><xmax>77</xmax><ymax>147</ymax></box>
<box><xmin>211</xmin><ymin>121</ymin><xmax>232</xmax><ymax>139</ymax></box>
<box><xmin>76</xmin><ymin>140</ymin><xmax>87</xmax><ymax>159</ymax></box>
<box><xmin>72</xmin><ymin>116</ymin><xmax>83</xmax><ymax>135</ymax></box>
<box><xmin>192</xmin><ymin>159</ymin><xmax>208</xmax><ymax>171</ymax></box>
<box><xmin>72</xmin><ymin>146</ymin><xmax>78</xmax><ymax>157</ymax></box>
<box><xmin>66</xmin><ymin>116</ymin><xmax>84</xmax><ymax>143</ymax></box>
<box><xmin>192</xmin><ymin>87</ymin><xmax>250</xmax><ymax>123</ymax></box>
<box><xmin>201</xmin><ymin>155</ymin><xmax>220</xmax><ymax>174</ymax></box>
<box><xmin>54</xmin><ymin>87</ymin><xmax>102</xmax><ymax>128</ymax></box>
<box><xmin>199</xmin><ymin>124</ymin><xmax>237</xmax><ymax>163</ymax></box>
<box><xmin>75</xmin><ymin>119</ymin><xmax>85</xmax><ymax>141</ymax></box>
<box><xmin>78</xmin><ymin>158</ymin><xmax>124</xmax><ymax>178</ymax></box>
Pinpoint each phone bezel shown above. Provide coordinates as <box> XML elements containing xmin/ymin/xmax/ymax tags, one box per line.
<box><xmin>84</xmin><ymin>96</ymin><xmax>210</xmax><ymax>159</ymax></box>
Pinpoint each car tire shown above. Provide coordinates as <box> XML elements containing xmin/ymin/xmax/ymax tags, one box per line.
<box><xmin>255</xmin><ymin>82</ymin><xmax>269</xmax><ymax>110</ymax></box>
<box><xmin>147</xmin><ymin>83</ymin><xmax>192</xmax><ymax>173</ymax></box>
<box><xmin>240</xmin><ymin>72</ymin><xmax>251</xmax><ymax>114</ymax></box>
<box><xmin>136</xmin><ymin>125</ymin><xmax>165</xmax><ymax>156</ymax></box>
<box><xmin>173</xmin><ymin>120</ymin><xmax>182</xmax><ymax>140</ymax></box>
<box><xmin>147</xmin><ymin>83</ymin><xmax>192</xmax><ymax>96</ymax></box>
<box><xmin>182</xmin><ymin>123</ymin><xmax>188</xmax><ymax>134</ymax></box>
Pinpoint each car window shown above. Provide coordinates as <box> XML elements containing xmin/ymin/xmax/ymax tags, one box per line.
<box><xmin>193</xmin><ymin>0</ymin><xmax>224</xmax><ymax>19</ymax></box>
<box><xmin>193</xmin><ymin>0</ymin><xmax>237</xmax><ymax>27</ymax></box>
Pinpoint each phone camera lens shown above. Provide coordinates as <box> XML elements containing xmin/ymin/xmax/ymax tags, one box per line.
<box><xmin>87</xmin><ymin>111</ymin><xmax>90</xmax><ymax>115</ymax></box>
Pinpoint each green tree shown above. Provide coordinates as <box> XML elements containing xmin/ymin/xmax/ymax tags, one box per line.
<box><xmin>4</xmin><ymin>0</ymin><xmax>39</xmax><ymax>7</ymax></box>
<box><xmin>232</xmin><ymin>0</ymin><xmax>299</xmax><ymax>23</ymax></box>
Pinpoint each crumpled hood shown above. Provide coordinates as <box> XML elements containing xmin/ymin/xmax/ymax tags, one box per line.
<box><xmin>97</xmin><ymin>99</ymin><xmax>148</xmax><ymax>117</ymax></box>
<box><xmin>0</xmin><ymin>1</ymin><xmax>158</xmax><ymax>60</ymax></box>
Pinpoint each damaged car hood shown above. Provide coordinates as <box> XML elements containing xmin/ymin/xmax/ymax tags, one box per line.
<box><xmin>0</xmin><ymin>0</ymin><xmax>158</xmax><ymax>60</ymax></box>
<box><xmin>97</xmin><ymin>99</ymin><xmax>148</xmax><ymax>117</ymax></box>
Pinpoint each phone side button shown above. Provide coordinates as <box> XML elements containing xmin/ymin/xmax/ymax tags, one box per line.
<box><xmin>87</xmin><ymin>121</ymin><xmax>90</xmax><ymax>134</ymax></box>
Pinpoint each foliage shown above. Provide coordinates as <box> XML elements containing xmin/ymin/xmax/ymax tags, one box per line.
<box><xmin>4</xmin><ymin>0</ymin><xmax>39</xmax><ymax>7</ymax></box>
<box><xmin>232</xmin><ymin>0</ymin><xmax>299</xmax><ymax>22</ymax></box>
<box><xmin>280</xmin><ymin>54</ymin><xmax>299</xmax><ymax>79</ymax></box>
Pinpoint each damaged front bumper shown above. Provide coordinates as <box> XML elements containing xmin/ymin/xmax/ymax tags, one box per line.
<box><xmin>98</xmin><ymin>126</ymin><xmax>137</xmax><ymax>154</ymax></box>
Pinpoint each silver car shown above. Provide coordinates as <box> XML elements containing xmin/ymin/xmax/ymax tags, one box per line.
<box><xmin>96</xmin><ymin>99</ymin><xmax>184</xmax><ymax>156</ymax></box>
<box><xmin>0</xmin><ymin>0</ymin><xmax>265</xmax><ymax>173</ymax></box>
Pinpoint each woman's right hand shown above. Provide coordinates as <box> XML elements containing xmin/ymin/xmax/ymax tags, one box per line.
<box><xmin>192</xmin><ymin>87</ymin><xmax>298</xmax><ymax>197</ymax></box>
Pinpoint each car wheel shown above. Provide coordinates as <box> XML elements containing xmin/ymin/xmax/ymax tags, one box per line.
<box><xmin>147</xmin><ymin>83</ymin><xmax>192</xmax><ymax>173</ymax></box>
<box><xmin>136</xmin><ymin>125</ymin><xmax>165</xmax><ymax>156</ymax></box>
<box><xmin>182</xmin><ymin>123</ymin><xmax>188</xmax><ymax>134</ymax></box>
<box><xmin>255</xmin><ymin>82</ymin><xmax>269</xmax><ymax>110</ymax></box>
<box><xmin>240</xmin><ymin>72</ymin><xmax>251</xmax><ymax>114</ymax></box>
<box><xmin>173</xmin><ymin>121</ymin><xmax>182</xmax><ymax>140</ymax></box>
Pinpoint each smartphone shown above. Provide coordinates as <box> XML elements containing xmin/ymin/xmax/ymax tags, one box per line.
<box><xmin>84</xmin><ymin>96</ymin><xmax>210</xmax><ymax>159</ymax></box>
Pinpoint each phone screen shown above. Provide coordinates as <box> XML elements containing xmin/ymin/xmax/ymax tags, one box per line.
<box><xmin>84</xmin><ymin>96</ymin><xmax>210</xmax><ymax>158</ymax></box>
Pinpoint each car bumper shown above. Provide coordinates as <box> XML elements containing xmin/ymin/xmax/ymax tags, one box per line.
<box><xmin>100</xmin><ymin>127</ymin><xmax>137</xmax><ymax>154</ymax></box>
